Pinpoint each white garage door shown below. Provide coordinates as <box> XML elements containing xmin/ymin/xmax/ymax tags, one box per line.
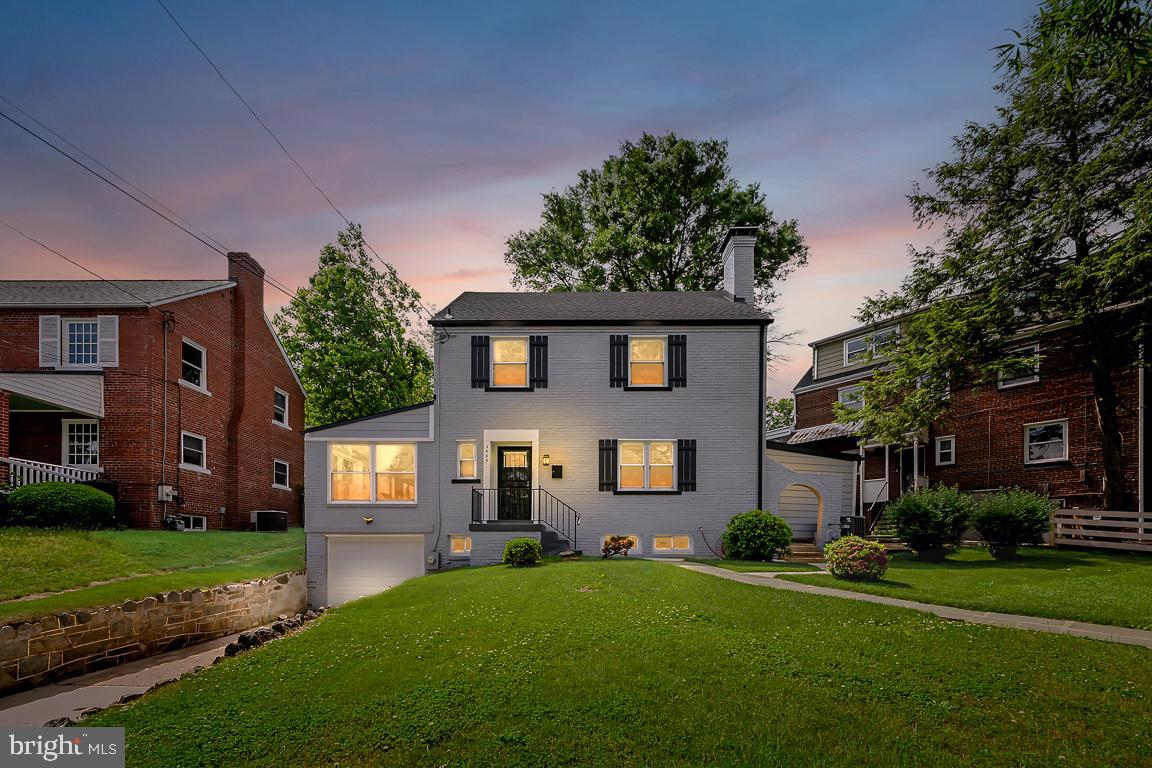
<box><xmin>326</xmin><ymin>534</ymin><xmax>426</xmax><ymax>606</ymax></box>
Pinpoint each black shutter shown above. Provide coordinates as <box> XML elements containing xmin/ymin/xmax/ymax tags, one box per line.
<box><xmin>669</xmin><ymin>334</ymin><xmax>687</xmax><ymax>387</ymax></box>
<box><xmin>470</xmin><ymin>336</ymin><xmax>490</xmax><ymax>388</ymax></box>
<box><xmin>677</xmin><ymin>439</ymin><xmax>697</xmax><ymax>492</ymax></box>
<box><xmin>529</xmin><ymin>335</ymin><xmax>548</xmax><ymax>389</ymax></box>
<box><xmin>598</xmin><ymin>439</ymin><xmax>618</xmax><ymax>491</ymax></box>
<box><xmin>609</xmin><ymin>334</ymin><xmax>628</xmax><ymax>387</ymax></box>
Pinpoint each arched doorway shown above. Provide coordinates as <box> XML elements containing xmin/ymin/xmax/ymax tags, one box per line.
<box><xmin>778</xmin><ymin>484</ymin><xmax>824</xmax><ymax>543</ymax></box>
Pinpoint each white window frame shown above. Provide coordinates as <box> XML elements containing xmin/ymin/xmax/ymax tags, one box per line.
<box><xmin>180</xmin><ymin>514</ymin><xmax>207</xmax><ymax>532</ymax></box>
<box><xmin>63</xmin><ymin>318</ymin><xmax>100</xmax><ymax>368</ymax></box>
<box><xmin>935</xmin><ymin>435</ymin><xmax>956</xmax><ymax>466</ymax></box>
<box><xmin>327</xmin><ymin>442</ymin><xmax>418</xmax><ymax>505</ymax></box>
<box><xmin>628</xmin><ymin>336</ymin><xmax>667</xmax><ymax>387</ymax></box>
<box><xmin>273</xmin><ymin>388</ymin><xmax>290</xmax><ymax>427</ymax></box>
<box><xmin>180</xmin><ymin>431</ymin><xmax>209</xmax><ymax>474</ymax></box>
<box><xmin>1024</xmin><ymin>419</ymin><xmax>1068</xmax><ymax>465</ymax></box>
<box><xmin>273</xmin><ymin>459</ymin><xmax>291</xmax><ymax>490</ymax></box>
<box><xmin>602</xmin><ymin>533</ymin><xmax>641</xmax><ymax>555</ymax></box>
<box><xmin>61</xmin><ymin>418</ymin><xmax>100</xmax><ymax>468</ymax></box>
<box><xmin>837</xmin><ymin>384</ymin><xmax>865</xmax><ymax>412</ymax></box>
<box><xmin>179</xmin><ymin>338</ymin><xmax>209</xmax><ymax>394</ymax></box>
<box><xmin>843</xmin><ymin>327</ymin><xmax>897</xmax><ymax>367</ymax></box>
<box><xmin>617</xmin><ymin>439</ymin><xmax>677</xmax><ymax>492</ymax></box>
<box><xmin>449</xmin><ymin>534</ymin><xmax>472</xmax><ymax>557</ymax></box>
<box><xmin>998</xmin><ymin>343</ymin><xmax>1041</xmax><ymax>389</ymax></box>
<box><xmin>490</xmin><ymin>336</ymin><xmax>529</xmax><ymax>388</ymax></box>
<box><xmin>456</xmin><ymin>440</ymin><xmax>477</xmax><ymax>479</ymax></box>
<box><xmin>652</xmin><ymin>534</ymin><xmax>693</xmax><ymax>553</ymax></box>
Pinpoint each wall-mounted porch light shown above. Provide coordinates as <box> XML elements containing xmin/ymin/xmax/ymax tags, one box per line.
<box><xmin>362</xmin><ymin>516</ymin><xmax>374</xmax><ymax>525</ymax></box>
<box><xmin>542</xmin><ymin>454</ymin><xmax>551</xmax><ymax>466</ymax></box>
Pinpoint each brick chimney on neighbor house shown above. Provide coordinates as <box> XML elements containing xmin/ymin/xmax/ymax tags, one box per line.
<box><xmin>721</xmin><ymin>226</ymin><xmax>758</xmax><ymax>303</ymax></box>
<box><xmin>225</xmin><ymin>251</ymin><xmax>265</xmax><ymax>524</ymax></box>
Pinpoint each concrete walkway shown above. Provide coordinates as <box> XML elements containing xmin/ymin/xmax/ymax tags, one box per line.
<box><xmin>679</xmin><ymin>562</ymin><xmax>1152</xmax><ymax>649</ymax></box>
<box><xmin>0</xmin><ymin>633</ymin><xmax>239</xmax><ymax>726</ymax></box>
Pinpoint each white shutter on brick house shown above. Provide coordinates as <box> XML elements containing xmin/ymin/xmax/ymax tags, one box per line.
<box><xmin>38</xmin><ymin>315</ymin><xmax>60</xmax><ymax>368</ymax></box>
<box><xmin>97</xmin><ymin>315</ymin><xmax>119</xmax><ymax>367</ymax></box>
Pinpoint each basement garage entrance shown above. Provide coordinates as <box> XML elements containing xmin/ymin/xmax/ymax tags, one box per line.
<box><xmin>325</xmin><ymin>534</ymin><xmax>425</xmax><ymax>606</ymax></box>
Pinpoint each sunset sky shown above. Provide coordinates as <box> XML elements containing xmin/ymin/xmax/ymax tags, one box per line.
<box><xmin>1</xmin><ymin>0</ymin><xmax>1037</xmax><ymax>397</ymax></box>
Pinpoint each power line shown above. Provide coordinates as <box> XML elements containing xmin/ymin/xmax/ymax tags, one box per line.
<box><xmin>153</xmin><ymin>0</ymin><xmax>440</xmax><ymax>322</ymax></box>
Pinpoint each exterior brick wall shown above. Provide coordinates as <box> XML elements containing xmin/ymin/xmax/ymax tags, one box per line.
<box><xmin>0</xmin><ymin>390</ymin><xmax>8</xmax><ymax>484</ymax></box>
<box><xmin>0</xmin><ymin>255</ymin><xmax>304</xmax><ymax>528</ymax></box>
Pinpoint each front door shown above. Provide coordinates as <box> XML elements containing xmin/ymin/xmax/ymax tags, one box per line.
<box><xmin>496</xmin><ymin>447</ymin><xmax>532</xmax><ymax>520</ymax></box>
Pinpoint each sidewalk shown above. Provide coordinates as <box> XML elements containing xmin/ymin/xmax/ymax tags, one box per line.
<box><xmin>678</xmin><ymin>562</ymin><xmax>1152</xmax><ymax>649</ymax></box>
<box><xmin>0</xmin><ymin>633</ymin><xmax>239</xmax><ymax>727</ymax></box>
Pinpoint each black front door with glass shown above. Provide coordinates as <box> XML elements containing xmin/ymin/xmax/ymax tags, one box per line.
<box><xmin>496</xmin><ymin>446</ymin><xmax>532</xmax><ymax>520</ymax></box>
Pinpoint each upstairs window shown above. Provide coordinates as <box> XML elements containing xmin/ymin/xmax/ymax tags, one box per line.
<box><xmin>1025</xmin><ymin>420</ymin><xmax>1067</xmax><ymax>464</ymax></box>
<box><xmin>40</xmin><ymin>315</ymin><xmax>117</xmax><ymax>368</ymax></box>
<box><xmin>491</xmin><ymin>337</ymin><xmax>528</xmax><ymax>387</ymax></box>
<box><xmin>329</xmin><ymin>443</ymin><xmax>417</xmax><ymax>503</ymax></box>
<box><xmin>62</xmin><ymin>420</ymin><xmax>99</xmax><ymax>466</ymax></box>
<box><xmin>273</xmin><ymin>389</ymin><xmax>289</xmax><ymax>426</ymax></box>
<box><xmin>629</xmin><ymin>337</ymin><xmax>666</xmax><ymax>386</ymax></box>
<box><xmin>181</xmin><ymin>340</ymin><xmax>206</xmax><ymax>390</ymax></box>
<box><xmin>837</xmin><ymin>385</ymin><xmax>865</xmax><ymax>412</ymax></box>
<box><xmin>181</xmin><ymin>432</ymin><xmax>207</xmax><ymax>470</ymax></box>
<box><xmin>618</xmin><ymin>440</ymin><xmax>675</xmax><ymax>491</ymax></box>
<box><xmin>66</xmin><ymin>320</ymin><xmax>99</xmax><ymax>366</ymax></box>
<box><xmin>999</xmin><ymin>344</ymin><xmax>1040</xmax><ymax>389</ymax></box>
<box><xmin>843</xmin><ymin>327</ymin><xmax>897</xmax><ymax>366</ymax></box>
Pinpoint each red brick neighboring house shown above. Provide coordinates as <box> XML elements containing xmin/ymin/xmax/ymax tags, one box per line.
<box><xmin>0</xmin><ymin>253</ymin><xmax>304</xmax><ymax>529</ymax></box>
<box><xmin>777</xmin><ymin>321</ymin><xmax>1146</xmax><ymax>515</ymax></box>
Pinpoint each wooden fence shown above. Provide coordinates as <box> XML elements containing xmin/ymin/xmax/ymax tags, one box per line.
<box><xmin>1053</xmin><ymin>509</ymin><xmax>1152</xmax><ymax>554</ymax></box>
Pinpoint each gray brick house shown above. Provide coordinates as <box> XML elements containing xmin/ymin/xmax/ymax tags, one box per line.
<box><xmin>304</xmin><ymin>228</ymin><xmax>858</xmax><ymax>606</ymax></box>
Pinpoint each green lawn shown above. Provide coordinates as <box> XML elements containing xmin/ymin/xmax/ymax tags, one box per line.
<box><xmin>780</xmin><ymin>546</ymin><xmax>1152</xmax><ymax>630</ymax></box>
<box><xmin>91</xmin><ymin>560</ymin><xmax>1152</xmax><ymax>767</ymax></box>
<box><xmin>0</xmin><ymin>528</ymin><xmax>304</xmax><ymax>623</ymax></box>
<box><xmin>683</xmin><ymin>557</ymin><xmax>819</xmax><ymax>572</ymax></box>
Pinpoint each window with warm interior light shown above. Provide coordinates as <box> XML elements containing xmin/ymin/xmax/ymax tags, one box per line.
<box><xmin>653</xmin><ymin>535</ymin><xmax>691</xmax><ymax>552</ymax></box>
<box><xmin>629</xmin><ymin>337</ymin><xmax>666</xmax><ymax>386</ymax></box>
<box><xmin>618</xmin><ymin>440</ymin><xmax>676</xmax><ymax>490</ymax></box>
<box><xmin>329</xmin><ymin>443</ymin><xmax>417</xmax><ymax>503</ymax></box>
<box><xmin>491</xmin><ymin>337</ymin><xmax>528</xmax><ymax>387</ymax></box>
<box><xmin>457</xmin><ymin>441</ymin><xmax>476</xmax><ymax>479</ymax></box>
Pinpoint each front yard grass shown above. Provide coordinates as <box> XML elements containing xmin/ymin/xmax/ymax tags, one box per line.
<box><xmin>0</xmin><ymin>528</ymin><xmax>304</xmax><ymax>623</ymax></box>
<box><xmin>683</xmin><ymin>557</ymin><xmax>819</xmax><ymax>572</ymax></box>
<box><xmin>91</xmin><ymin>559</ymin><xmax>1152</xmax><ymax>767</ymax></box>
<box><xmin>780</xmin><ymin>546</ymin><xmax>1152</xmax><ymax>630</ymax></box>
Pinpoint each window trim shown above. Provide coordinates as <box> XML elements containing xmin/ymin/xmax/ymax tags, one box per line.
<box><xmin>627</xmin><ymin>336</ymin><xmax>668</xmax><ymax>388</ymax></box>
<box><xmin>934</xmin><ymin>435</ymin><xmax>956</xmax><ymax>467</ymax></box>
<box><xmin>456</xmin><ymin>440</ymin><xmax>477</xmax><ymax>480</ymax></box>
<box><xmin>272</xmin><ymin>388</ymin><xmax>291</xmax><ymax>428</ymax></box>
<box><xmin>449</xmin><ymin>534</ymin><xmax>472</xmax><ymax>557</ymax></box>
<box><xmin>179</xmin><ymin>431</ymin><xmax>209</xmax><ymax>474</ymax></box>
<box><xmin>652</xmin><ymin>534</ymin><xmax>693</xmax><ymax>553</ymax></box>
<box><xmin>602</xmin><ymin>534</ymin><xmax>641</xmax><ymax>555</ymax></box>
<box><xmin>998</xmin><ymin>343</ymin><xmax>1041</xmax><ymax>389</ymax></box>
<box><xmin>1023</xmin><ymin>419</ymin><xmax>1069</xmax><ymax>465</ymax></box>
<box><xmin>837</xmin><ymin>384</ymin><xmax>865</xmax><ymax>412</ymax></box>
<box><xmin>327</xmin><ymin>442</ymin><xmax>418</xmax><ymax>505</ymax></box>
<box><xmin>60</xmin><ymin>418</ymin><xmax>101</xmax><ymax>469</ymax></box>
<box><xmin>179</xmin><ymin>338</ymin><xmax>209</xmax><ymax>394</ymax></box>
<box><xmin>272</xmin><ymin>459</ymin><xmax>291</xmax><ymax>490</ymax></box>
<box><xmin>489</xmin><ymin>336</ymin><xmax>530</xmax><ymax>389</ymax></box>
<box><xmin>842</xmin><ymin>327</ymin><xmax>897</xmax><ymax>367</ymax></box>
<box><xmin>616</xmin><ymin>439</ymin><xmax>677</xmax><ymax>493</ymax></box>
<box><xmin>62</xmin><ymin>317</ymin><xmax>100</xmax><ymax>369</ymax></box>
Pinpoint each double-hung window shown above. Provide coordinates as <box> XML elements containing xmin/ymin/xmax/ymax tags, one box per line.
<box><xmin>181</xmin><ymin>432</ymin><xmax>207</xmax><ymax>471</ymax></box>
<box><xmin>181</xmin><ymin>340</ymin><xmax>207</xmax><ymax>391</ymax></box>
<box><xmin>999</xmin><ymin>344</ymin><xmax>1040</xmax><ymax>388</ymax></box>
<box><xmin>491</xmin><ymin>337</ymin><xmax>528</xmax><ymax>387</ymax></box>
<box><xmin>329</xmin><ymin>443</ymin><xmax>417</xmax><ymax>503</ymax></box>
<box><xmin>66</xmin><ymin>320</ymin><xmax>99</xmax><ymax>366</ymax></box>
<box><xmin>273</xmin><ymin>459</ymin><xmax>290</xmax><ymax>490</ymax></box>
<box><xmin>273</xmin><ymin>389</ymin><xmax>289</xmax><ymax>426</ymax></box>
<box><xmin>837</xmin><ymin>385</ymin><xmax>865</xmax><ymax>411</ymax></box>
<box><xmin>935</xmin><ymin>436</ymin><xmax>955</xmax><ymax>466</ymax></box>
<box><xmin>618</xmin><ymin>440</ymin><xmax>675</xmax><ymax>491</ymax></box>
<box><xmin>629</xmin><ymin>337</ymin><xmax>666</xmax><ymax>386</ymax></box>
<box><xmin>1024</xmin><ymin>420</ymin><xmax>1067</xmax><ymax>464</ymax></box>
<box><xmin>457</xmin><ymin>441</ymin><xmax>477</xmax><ymax>479</ymax></box>
<box><xmin>62</xmin><ymin>420</ymin><xmax>100</xmax><ymax>467</ymax></box>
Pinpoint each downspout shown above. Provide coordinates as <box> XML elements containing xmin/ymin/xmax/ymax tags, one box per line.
<box><xmin>757</xmin><ymin>323</ymin><xmax>765</xmax><ymax>510</ymax></box>
<box><xmin>858</xmin><ymin>443</ymin><xmax>865</xmax><ymax>516</ymax></box>
<box><xmin>1139</xmin><ymin>344</ymin><xmax>1145</xmax><ymax>516</ymax></box>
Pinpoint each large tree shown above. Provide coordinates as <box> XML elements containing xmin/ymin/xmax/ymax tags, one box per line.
<box><xmin>505</xmin><ymin>132</ymin><xmax>807</xmax><ymax>308</ymax></box>
<box><xmin>274</xmin><ymin>225</ymin><xmax>433</xmax><ymax>427</ymax></box>
<box><xmin>765</xmin><ymin>396</ymin><xmax>795</xmax><ymax>431</ymax></box>
<box><xmin>844</xmin><ymin>0</ymin><xmax>1151</xmax><ymax>510</ymax></box>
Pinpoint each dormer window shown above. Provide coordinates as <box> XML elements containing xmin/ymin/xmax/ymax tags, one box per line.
<box><xmin>629</xmin><ymin>337</ymin><xmax>666</xmax><ymax>386</ymax></box>
<box><xmin>491</xmin><ymin>337</ymin><xmax>529</xmax><ymax>387</ymax></box>
<box><xmin>844</xmin><ymin>327</ymin><xmax>897</xmax><ymax>366</ymax></box>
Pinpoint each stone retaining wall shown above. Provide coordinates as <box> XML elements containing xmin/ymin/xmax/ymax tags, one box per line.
<box><xmin>0</xmin><ymin>571</ymin><xmax>306</xmax><ymax>694</ymax></box>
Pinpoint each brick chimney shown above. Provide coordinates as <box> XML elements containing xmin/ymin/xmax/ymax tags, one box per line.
<box><xmin>225</xmin><ymin>252</ymin><xmax>264</xmax><ymax>524</ymax></box>
<box><xmin>720</xmin><ymin>226</ymin><xmax>758</xmax><ymax>303</ymax></box>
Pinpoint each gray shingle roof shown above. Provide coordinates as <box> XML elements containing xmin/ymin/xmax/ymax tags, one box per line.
<box><xmin>435</xmin><ymin>291</ymin><xmax>771</xmax><ymax>325</ymax></box>
<box><xmin>0</xmin><ymin>280</ymin><xmax>234</xmax><ymax>308</ymax></box>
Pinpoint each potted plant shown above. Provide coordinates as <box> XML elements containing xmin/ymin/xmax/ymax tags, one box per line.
<box><xmin>971</xmin><ymin>489</ymin><xmax>1054</xmax><ymax>559</ymax></box>
<box><xmin>886</xmin><ymin>485</ymin><xmax>973</xmax><ymax>560</ymax></box>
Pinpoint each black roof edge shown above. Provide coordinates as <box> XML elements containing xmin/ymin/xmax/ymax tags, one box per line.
<box><xmin>764</xmin><ymin>440</ymin><xmax>862</xmax><ymax>462</ymax></box>
<box><xmin>719</xmin><ymin>225</ymin><xmax>760</xmax><ymax>254</ymax></box>
<box><xmin>303</xmin><ymin>400</ymin><xmax>435</xmax><ymax>434</ymax></box>
<box><xmin>430</xmin><ymin>318</ymin><xmax>773</xmax><ymax>328</ymax></box>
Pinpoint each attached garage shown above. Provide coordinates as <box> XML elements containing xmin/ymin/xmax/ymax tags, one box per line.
<box><xmin>325</xmin><ymin>534</ymin><xmax>426</xmax><ymax>606</ymax></box>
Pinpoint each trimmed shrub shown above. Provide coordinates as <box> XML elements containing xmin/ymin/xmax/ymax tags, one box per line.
<box><xmin>886</xmin><ymin>485</ymin><xmax>973</xmax><ymax>558</ymax></box>
<box><xmin>972</xmin><ymin>488</ymin><xmax>1055</xmax><ymax>558</ymax></box>
<box><xmin>4</xmin><ymin>482</ymin><xmax>116</xmax><ymax>529</ymax></box>
<box><xmin>722</xmin><ymin>510</ymin><xmax>792</xmax><ymax>561</ymax></box>
<box><xmin>601</xmin><ymin>535</ymin><xmax>635</xmax><ymax>558</ymax></box>
<box><xmin>824</xmin><ymin>535</ymin><xmax>888</xmax><ymax>581</ymax></box>
<box><xmin>502</xmin><ymin>537</ymin><xmax>543</xmax><ymax>567</ymax></box>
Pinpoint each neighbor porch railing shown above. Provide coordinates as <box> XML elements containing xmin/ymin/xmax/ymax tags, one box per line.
<box><xmin>471</xmin><ymin>487</ymin><xmax>581</xmax><ymax>546</ymax></box>
<box><xmin>0</xmin><ymin>457</ymin><xmax>102</xmax><ymax>488</ymax></box>
<box><xmin>1053</xmin><ymin>509</ymin><xmax>1152</xmax><ymax>554</ymax></box>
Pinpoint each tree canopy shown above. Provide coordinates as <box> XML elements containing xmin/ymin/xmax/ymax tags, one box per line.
<box><xmin>765</xmin><ymin>396</ymin><xmax>795</xmax><ymax>431</ymax></box>
<box><xmin>843</xmin><ymin>0</ymin><xmax>1151</xmax><ymax>509</ymax></box>
<box><xmin>274</xmin><ymin>225</ymin><xmax>433</xmax><ymax>427</ymax></box>
<box><xmin>505</xmin><ymin>132</ymin><xmax>807</xmax><ymax>309</ymax></box>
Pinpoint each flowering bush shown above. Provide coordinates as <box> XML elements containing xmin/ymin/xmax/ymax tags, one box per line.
<box><xmin>502</xmin><ymin>537</ymin><xmax>543</xmax><ymax>567</ymax></box>
<box><xmin>824</xmin><ymin>535</ymin><xmax>888</xmax><ymax>581</ymax></box>
<box><xmin>722</xmin><ymin>510</ymin><xmax>792</xmax><ymax>561</ymax></box>
<box><xmin>601</xmin><ymin>535</ymin><xmax>635</xmax><ymax>558</ymax></box>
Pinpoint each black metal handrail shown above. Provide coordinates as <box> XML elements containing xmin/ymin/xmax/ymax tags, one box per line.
<box><xmin>471</xmin><ymin>487</ymin><xmax>581</xmax><ymax>546</ymax></box>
